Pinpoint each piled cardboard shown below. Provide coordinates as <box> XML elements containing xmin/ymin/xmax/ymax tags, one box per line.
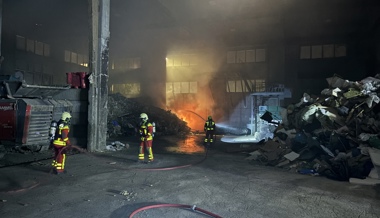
<box><xmin>248</xmin><ymin>75</ymin><xmax>380</xmax><ymax>183</ymax></box>
<box><xmin>107</xmin><ymin>93</ymin><xmax>190</xmax><ymax>137</ymax></box>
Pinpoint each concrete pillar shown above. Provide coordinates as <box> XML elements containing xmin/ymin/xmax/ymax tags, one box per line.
<box><xmin>87</xmin><ymin>0</ymin><xmax>110</xmax><ymax>151</ymax></box>
<box><xmin>0</xmin><ymin>0</ymin><xmax>3</xmax><ymax>57</ymax></box>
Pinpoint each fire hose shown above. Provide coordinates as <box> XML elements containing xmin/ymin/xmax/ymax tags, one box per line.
<box><xmin>129</xmin><ymin>203</ymin><xmax>222</xmax><ymax>218</ymax></box>
<box><xmin>2</xmin><ymin>144</ymin><xmax>222</xmax><ymax>217</ymax></box>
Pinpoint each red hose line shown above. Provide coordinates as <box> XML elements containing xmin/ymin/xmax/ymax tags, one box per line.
<box><xmin>129</xmin><ymin>203</ymin><xmax>222</xmax><ymax>218</ymax></box>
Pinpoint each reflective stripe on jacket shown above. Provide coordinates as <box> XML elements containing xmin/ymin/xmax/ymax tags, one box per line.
<box><xmin>204</xmin><ymin>120</ymin><xmax>215</xmax><ymax>131</ymax></box>
<box><xmin>53</xmin><ymin>121</ymin><xmax>70</xmax><ymax>146</ymax></box>
<box><xmin>139</xmin><ymin>122</ymin><xmax>153</xmax><ymax>141</ymax></box>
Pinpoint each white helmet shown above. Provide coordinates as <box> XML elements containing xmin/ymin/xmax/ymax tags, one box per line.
<box><xmin>140</xmin><ymin>113</ymin><xmax>148</xmax><ymax>121</ymax></box>
<box><xmin>61</xmin><ymin>112</ymin><xmax>72</xmax><ymax>121</ymax></box>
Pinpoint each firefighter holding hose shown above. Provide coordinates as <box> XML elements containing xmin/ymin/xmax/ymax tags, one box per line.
<box><xmin>51</xmin><ymin>112</ymin><xmax>72</xmax><ymax>174</ymax></box>
<box><xmin>204</xmin><ymin>115</ymin><xmax>216</xmax><ymax>145</ymax></box>
<box><xmin>138</xmin><ymin>113</ymin><xmax>154</xmax><ymax>163</ymax></box>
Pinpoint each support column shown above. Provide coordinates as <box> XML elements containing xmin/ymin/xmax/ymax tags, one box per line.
<box><xmin>88</xmin><ymin>0</ymin><xmax>110</xmax><ymax>151</ymax></box>
<box><xmin>0</xmin><ymin>0</ymin><xmax>3</xmax><ymax>58</ymax></box>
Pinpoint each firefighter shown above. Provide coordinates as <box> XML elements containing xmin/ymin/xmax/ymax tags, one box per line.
<box><xmin>138</xmin><ymin>113</ymin><xmax>154</xmax><ymax>163</ymax></box>
<box><xmin>52</xmin><ymin>112</ymin><xmax>72</xmax><ymax>174</ymax></box>
<box><xmin>204</xmin><ymin>115</ymin><xmax>216</xmax><ymax>145</ymax></box>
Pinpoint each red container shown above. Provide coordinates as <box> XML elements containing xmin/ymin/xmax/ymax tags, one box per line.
<box><xmin>66</xmin><ymin>72</ymin><xmax>88</xmax><ymax>89</ymax></box>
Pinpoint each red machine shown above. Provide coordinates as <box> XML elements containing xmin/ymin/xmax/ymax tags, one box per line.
<box><xmin>0</xmin><ymin>80</ymin><xmax>71</xmax><ymax>149</ymax></box>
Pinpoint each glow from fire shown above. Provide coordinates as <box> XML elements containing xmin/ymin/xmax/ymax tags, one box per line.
<box><xmin>165</xmin><ymin>135</ymin><xmax>205</xmax><ymax>154</ymax></box>
<box><xmin>172</xmin><ymin>110</ymin><xmax>205</xmax><ymax>131</ymax></box>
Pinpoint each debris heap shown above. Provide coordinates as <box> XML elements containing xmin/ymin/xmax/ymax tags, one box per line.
<box><xmin>249</xmin><ymin>75</ymin><xmax>380</xmax><ymax>184</ymax></box>
<box><xmin>107</xmin><ymin>93</ymin><xmax>190</xmax><ymax>137</ymax></box>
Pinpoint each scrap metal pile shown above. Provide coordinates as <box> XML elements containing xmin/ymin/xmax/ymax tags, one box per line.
<box><xmin>248</xmin><ymin>75</ymin><xmax>380</xmax><ymax>184</ymax></box>
<box><xmin>107</xmin><ymin>93</ymin><xmax>190</xmax><ymax>137</ymax></box>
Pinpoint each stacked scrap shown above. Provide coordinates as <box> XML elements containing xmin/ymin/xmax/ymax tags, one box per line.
<box><xmin>107</xmin><ymin>93</ymin><xmax>190</xmax><ymax>137</ymax></box>
<box><xmin>249</xmin><ymin>75</ymin><xmax>380</xmax><ymax>183</ymax></box>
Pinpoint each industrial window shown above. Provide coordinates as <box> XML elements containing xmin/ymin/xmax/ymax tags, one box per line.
<box><xmin>77</xmin><ymin>54</ymin><xmax>84</xmax><ymax>65</ymax></box>
<box><xmin>121</xmin><ymin>57</ymin><xmax>141</xmax><ymax>69</ymax></box>
<box><xmin>335</xmin><ymin>44</ymin><xmax>347</xmax><ymax>57</ymax></box>
<box><xmin>64</xmin><ymin>50</ymin><xmax>71</xmax><ymax>62</ymax></box>
<box><xmin>189</xmin><ymin>81</ymin><xmax>197</xmax><ymax>93</ymax></box>
<box><xmin>71</xmin><ymin>52</ymin><xmax>78</xmax><ymax>64</ymax></box>
<box><xmin>256</xmin><ymin>49</ymin><xmax>266</xmax><ymax>62</ymax></box>
<box><xmin>226</xmin><ymin>80</ymin><xmax>264</xmax><ymax>93</ymax></box>
<box><xmin>300</xmin><ymin>46</ymin><xmax>311</xmax><ymax>59</ymax></box>
<box><xmin>82</xmin><ymin>55</ymin><xmax>89</xmax><ymax>67</ymax></box>
<box><xmin>43</xmin><ymin>44</ymin><xmax>50</xmax><ymax>57</ymax></box>
<box><xmin>236</xmin><ymin>51</ymin><xmax>246</xmax><ymax>63</ymax></box>
<box><xmin>132</xmin><ymin>58</ymin><xmax>141</xmax><ymax>69</ymax></box>
<box><xmin>166</xmin><ymin>54</ymin><xmax>197</xmax><ymax>67</ymax></box>
<box><xmin>181</xmin><ymin>82</ymin><xmax>189</xmax><ymax>93</ymax></box>
<box><xmin>323</xmin><ymin>44</ymin><xmax>334</xmax><ymax>58</ymax></box>
<box><xmin>35</xmin><ymin>41</ymin><xmax>44</xmax><ymax>56</ymax></box>
<box><xmin>26</xmin><ymin>39</ymin><xmax>35</xmax><ymax>53</ymax></box>
<box><xmin>110</xmin><ymin>83</ymin><xmax>141</xmax><ymax>97</ymax></box>
<box><xmin>227</xmin><ymin>51</ymin><xmax>236</xmax><ymax>63</ymax></box>
<box><xmin>300</xmin><ymin>44</ymin><xmax>346</xmax><ymax>59</ymax></box>
<box><xmin>166</xmin><ymin>81</ymin><xmax>197</xmax><ymax>94</ymax></box>
<box><xmin>16</xmin><ymin>35</ymin><xmax>26</xmax><ymax>50</ymax></box>
<box><xmin>173</xmin><ymin>82</ymin><xmax>181</xmax><ymax>93</ymax></box>
<box><xmin>255</xmin><ymin>79</ymin><xmax>266</xmax><ymax>92</ymax></box>
<box><xmin>227</xmin><ymin>48</ymin><xmax>266</xmax><ymax>64</ymax></box>
<box><xmin>246</xmin><ymin>50</ymin><xmax>256</xmax><ymax>62</ymax></box>
<box><xmin>311</xmin><ymin>45</ymin><xmax>322</xmax><ymax>59</ymax></box>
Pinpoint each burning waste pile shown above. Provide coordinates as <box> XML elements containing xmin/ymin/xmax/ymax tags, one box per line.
<box><xmin>107</xmin><ymin>93</ymin><xmax>190</xmax><ymax>137</ymax></box>
<box><xmin>248</xmin><ymin>75</ymin><xmax>380</xmax><ymax>184</ymax></box>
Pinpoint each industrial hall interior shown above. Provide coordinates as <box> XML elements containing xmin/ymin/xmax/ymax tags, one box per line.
<box><xmin>1</xmin><ymin>0</ymin><xmax>380</xmax><ymax>218</ymax></box>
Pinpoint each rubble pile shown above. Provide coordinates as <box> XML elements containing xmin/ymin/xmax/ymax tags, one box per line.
<box><xmin>107</xmin><ymin>93</ymin><xmax>190</xmax><ymax>137</ymax></box>
<box><xmin>249</xmin><ymin>75</ymin><xmax>380</xmax><ymax>184</ymax></box>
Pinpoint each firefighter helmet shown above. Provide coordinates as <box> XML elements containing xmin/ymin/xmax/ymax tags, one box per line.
<box><xmin>140</xmin><ymin>113</ymin><xmax>148</xmax><ymax>121</ymax></box>
<box><xmin>208</xmin><ymin>115</ymin><xmax>212</xmax><ymax>120</ymax></box>
<box><xmin>61</xmin><ymin>112</ymin><xmax>72</xmax><ymax>121</ymax></box>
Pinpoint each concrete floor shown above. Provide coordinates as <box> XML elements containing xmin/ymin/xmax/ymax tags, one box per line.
<box><xmin>0</xmin><ymin>135</ymin><xmax>379</xmax><ymax>218</ymax></box>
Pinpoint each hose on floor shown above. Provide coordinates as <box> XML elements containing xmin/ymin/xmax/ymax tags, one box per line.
<box><xmin>129</xmin><ymin>203</ymin><xmax>222</xmax><ymax>218</ymax></box>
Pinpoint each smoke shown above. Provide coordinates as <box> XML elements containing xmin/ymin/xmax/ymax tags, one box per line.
<box><xmin>164</xmin><ymin>44</ymin><xmax>225</xmax><ymax>130</ymax></box>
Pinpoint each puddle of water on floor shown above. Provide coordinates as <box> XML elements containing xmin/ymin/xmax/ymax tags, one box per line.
<box><xmin>165</xmin><ymin>136</ymin><xmax>205</xmax><ymax>154</ymax></box>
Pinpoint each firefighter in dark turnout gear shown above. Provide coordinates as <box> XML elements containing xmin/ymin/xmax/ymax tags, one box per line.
<box><xmin>138</xmin><ymin>113</ymin><xmax>154</xmax><ymax>162</ymax></box>
<box><xmin>204</xmin><ymin>116</ymin><xmax>216</xmax><ymax>144</ymax></box>
<box><xmin>52</xmin><ymin>112</ymin><xmax>72</xmax><ymax>174</ymax></box>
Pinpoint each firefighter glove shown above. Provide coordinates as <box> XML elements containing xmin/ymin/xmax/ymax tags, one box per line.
<box><xmin>140</xmin><ymin>137</ymin><xmax>145</xmax><ymax>141</ymax></box>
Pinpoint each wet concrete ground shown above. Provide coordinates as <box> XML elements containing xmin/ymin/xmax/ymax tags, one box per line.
<box><xmin>0</xmin><ymin>135</ymin><xmax>380</xmax><ymax>218</ymax></box>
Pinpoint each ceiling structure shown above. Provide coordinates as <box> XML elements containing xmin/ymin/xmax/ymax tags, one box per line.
<box><xmin>4</xmin><ymin>0</ymin><xmax>380</xmax><ymax>54</ymax></box>
<box><xmin>108</xmin><ymin>0</ymin><xmax>380</xmax><ymax>54</ymax></box>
